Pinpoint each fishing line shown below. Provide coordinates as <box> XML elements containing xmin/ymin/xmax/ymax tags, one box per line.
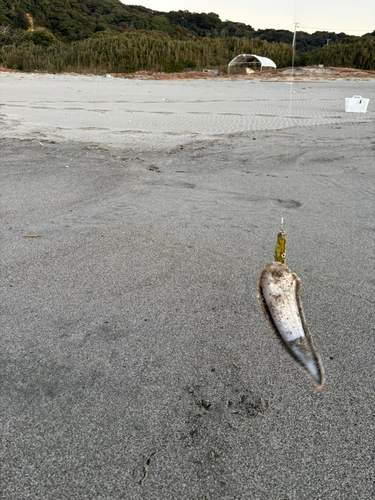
<box><xmin>299</xmin><ymin>25</ymin><xmax>372</xmax><ymax>32</ymax></box>
<box><xmin>281</xmin><ymin>1</ymin><xmax>299</xmax><ymax>250</ymax></box>
<box><xmin>264</xmin><ymin>2</ymin><xmax>298</xmax><ymax>245</ymax></box>
<box><xmin>257</xmin><ymin>0</ymin><xmax>326</xmax><ymax>389</ymax></box>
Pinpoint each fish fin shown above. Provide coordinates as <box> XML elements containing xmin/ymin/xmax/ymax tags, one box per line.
<box><xmin>294</xmin><ymin>277</ymin><xmax>325</xmax><ymax>388</ymax></box>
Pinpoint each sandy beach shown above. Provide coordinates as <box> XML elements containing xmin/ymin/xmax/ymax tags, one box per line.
<box><xmin>1</xmin><ymin>72</ymin><xmax>375</xmax><ymax>499</ymax></box>
<box><xmin>1</xmin><ymin>71</ymin><xmax>374</xmax><ymax>150</ymax></box>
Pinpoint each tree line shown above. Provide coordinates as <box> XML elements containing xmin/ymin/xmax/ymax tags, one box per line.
<box><xmin>309</xmin><ymin>36</ymin><xmax>375</xmax><ymax>71</ymax></box>
<box><xmin>1</xmin><ymin>0</ymin><xmax>369</xmax><ymax>52</ymax></box>
<box><xmin>0</xmin><ymin>30</ymin><xmax>293</xmax><ymax>73</ymax></box>
<box><xmin>0</xmin><ymin>1</ymin><xmax>374</xmax><ymax>72</ymax></box>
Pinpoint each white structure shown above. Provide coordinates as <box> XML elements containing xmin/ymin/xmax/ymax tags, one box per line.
<box><xmin>228</xmin><ymin>54</ymin><xmax>276</xmax><ymax>74</ymax></box>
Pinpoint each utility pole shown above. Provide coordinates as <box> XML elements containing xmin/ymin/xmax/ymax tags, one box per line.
<box><xmin>326</xmin><ymin>39</ymin><xmax>332</xmax><ymax>45</ymax></box>
<box><xmin>292</xmin><ymin>22</ymin><xmax>300</xmax><ymax>68</ymax></box>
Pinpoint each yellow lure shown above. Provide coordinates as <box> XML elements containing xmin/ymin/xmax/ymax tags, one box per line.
<box><xmin>274</xmin><ymin>230</ymin><xmax>286</xmax><ymax>264</ymax></box>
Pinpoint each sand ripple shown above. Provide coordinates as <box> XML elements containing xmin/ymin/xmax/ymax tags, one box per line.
<box><xmin>1</xmin><ymin>72</ymin><xmax>374</xmax><ymax>150</ymax></box>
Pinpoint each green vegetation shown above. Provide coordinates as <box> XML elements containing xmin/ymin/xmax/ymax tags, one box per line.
<box><xmin>0</xmin><ymin>0</ymin><xmax>362</xmax><ymax>46</ymax></box>
<box><xmin>0</xmin><ymin>0</ymin><xmax>30</xmax><ymax>30</ymax></box>
<box><xmin>0</xmin><ymin>30</ymin><xmax>293</xmax><ymax>73</ymax></box>
<box><xmin>309</xmin><ymin>36</ymin><xmax>375</xmax><ymax>70</ymax></box>
<box><xmin>0</xmin><ymin>0</ymin><xmax>374</xmax><ymax>73</ymax></box>
<box><xmin>255</xmin><ymin>29</ymin><xmax>350</xmax><ymax>54</ymax></box>
<box><xmin>0</xmin><ymin>1</ymin><xmax>255</xmax><ymax>42</ymax></box>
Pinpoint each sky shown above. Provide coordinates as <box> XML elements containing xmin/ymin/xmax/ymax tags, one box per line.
<box><xmin>124</xmin><ymin>0</ymin><xmax>375</xmax><ymax>35</ymax></box>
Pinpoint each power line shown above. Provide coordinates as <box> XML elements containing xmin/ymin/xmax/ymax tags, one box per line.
<box><xmin>299</xmin><ymin>25</ymin><xmax>373</xmax><ymax>32</ymax></box>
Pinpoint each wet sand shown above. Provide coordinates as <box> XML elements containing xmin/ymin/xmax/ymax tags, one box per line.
<box><xmin>1</xmin><ymin>73</ymin><xmax>375</xmax><ymax>499</ymax></box>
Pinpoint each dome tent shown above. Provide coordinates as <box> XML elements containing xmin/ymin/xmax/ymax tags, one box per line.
<box><xmin>228</xmin><ymin>54</ymin><xmax>276</xmax><ymax>74</ymax></box>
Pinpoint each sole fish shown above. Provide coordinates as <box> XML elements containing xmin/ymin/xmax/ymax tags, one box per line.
<box><xmin>257</xmin><ymin>261</ymin><xmax>325</xmax><ymax>388</ymax></box>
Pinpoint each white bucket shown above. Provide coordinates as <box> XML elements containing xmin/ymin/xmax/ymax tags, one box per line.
<box><xmin>345</xmin><ymin>95</ymin><xmax>370</xmax><ymax>113</ymax></box>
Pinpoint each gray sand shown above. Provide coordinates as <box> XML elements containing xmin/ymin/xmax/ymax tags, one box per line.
<box><xmin>1</xmin><ymin>72</ymin><xmax>374</xmax><ymax>150</ymax></box>
<box><xmin>1</xmin><ymin>75</ymin><xmax>375</xmax><ymax>499</ymax></box>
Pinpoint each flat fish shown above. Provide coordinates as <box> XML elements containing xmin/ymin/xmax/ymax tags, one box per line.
<box><xmin>258</xmin><ymin>261</ymin><xmax>325</xmax><ymax>388</ymax></box>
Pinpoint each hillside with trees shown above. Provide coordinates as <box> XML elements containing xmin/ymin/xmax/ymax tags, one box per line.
<box><xmin>0</xmin><ymin>0</ymin><xmax>256</xmax><ymax>42</ymax></box>
<box><xmin>0</xmin><ymin>0</ymin><xmax>374</xmax><ymax>72</ymax></box>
